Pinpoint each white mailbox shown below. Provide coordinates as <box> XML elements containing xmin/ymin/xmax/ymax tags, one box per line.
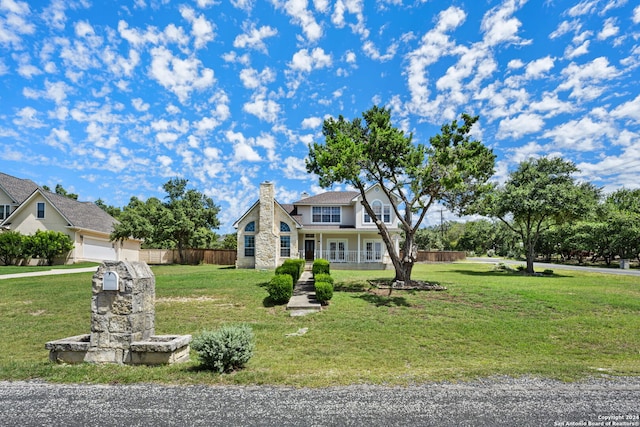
<box><xmin>103</xmin><ymin>271</ymin><xmax>119</xmax><ymax>291</ymax></box>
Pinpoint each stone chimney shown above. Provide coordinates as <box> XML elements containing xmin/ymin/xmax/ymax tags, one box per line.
<box><xmin>256</xmin><ymin>182</ymin><xmax>277</xmax><ymax>269</ymax></box>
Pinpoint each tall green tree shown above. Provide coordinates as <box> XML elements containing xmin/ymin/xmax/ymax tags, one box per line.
<box><xmin>111</xmin><ymin>178</ymin><xmax>220</xmax><ymax>263</ymax></box>
<box><xmin>307</xmin><ymin>105</ymin><xmax>495</xmax><ymax>284</ymax></box>
<box><xmin>484</xmin><ymin>157</ymin><xmax>599</xmax><ymax>274</ymax></box>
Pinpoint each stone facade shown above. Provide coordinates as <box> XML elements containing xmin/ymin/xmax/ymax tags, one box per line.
<box><xmin>255</xmin><ymin>182</ymin><xmax>278</xmax><ymax>269</ymax></box>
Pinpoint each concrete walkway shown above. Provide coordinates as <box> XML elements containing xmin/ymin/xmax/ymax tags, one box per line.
<box><xmin>0</xmin><ymin>266</ymin><xmax>97</xmax><ymax>280</ymax></box>
<box><xmin>286</xmin><ymin>270</ymin><xmax>321</xmax><ymax>315</ymax></box>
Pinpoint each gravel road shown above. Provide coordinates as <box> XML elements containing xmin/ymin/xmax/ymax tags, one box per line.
<box><xmin>1</xmin><ymin>377</ymin><xmax>639</xmax><ymax>426</ymax></box>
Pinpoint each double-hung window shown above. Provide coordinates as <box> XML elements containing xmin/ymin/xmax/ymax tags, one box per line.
<box><xmin>312</xmin><ymin>206</ymin><xmax>340</xmax><ymax>223</ymax></box>
<box><xmin>280</xmin><ymin>222</ymin><xmax>291</xmax><ymax>257</ymax></box>
<box><xmin>36</xmin><ymin>202</ymin><xmax>45</xmax><ymax>219</ymax></box>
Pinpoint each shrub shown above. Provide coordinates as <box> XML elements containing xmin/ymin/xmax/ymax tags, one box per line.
<box><xmin>24</xmin><ymin>230</ymin><xmax>74</xmax><ymax>265</ymax></box>
<box><xmin>314</xmin><ymin>281</ymin><xmax>333</xmax><ymax>304</ymax></box>
<box><xmin>312</xmin><ymin>258</ymin><xmax>330</xmax><ymax>276</ymax></box>
<box><xmin>191</xmin><ymin>324</ymin><xmax>255</xmax><ymax>373</ymax></box>
<box><xmin>543</xmin><ymin>269</ymin><xmax>554</xmax><ymax>276</ymax></box>
<box><xmin>0</xmin><ymin>231</ymin><xmax>26</xmax><ymax>265</ymax></box>
<box><xmin>276</xmin><ymin>259</ymin><xmax>304</xmax><ymax>282</ymax></box>
<box><xmin>314</xmin><ymin>273</ymin><xmax>333</xmax><ymax>285</ymax></box>
<box><xmin>285</xmin><ymin>259</ymin><xmax>305</xmax><ymax>280</ymax></box>
<box><xmin>267</xmin><ymin>274</ymin><xmax>293</xmax><ymax>304</ymax></box>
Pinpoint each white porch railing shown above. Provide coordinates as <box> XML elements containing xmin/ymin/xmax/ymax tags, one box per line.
<box><xmin>298</xmin><ymin>250</ymin><xmax>385</xmax><ymax>263</ymax></box>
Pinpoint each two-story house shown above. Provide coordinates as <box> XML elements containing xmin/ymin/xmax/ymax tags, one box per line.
<box><xmin>0</xmin><ymin>172</ymin><xmax>140</xmax><ymax>265</ymax></box>
<box><xmin>234</xmin><ymin>182</ymin><xmax>401</xmax><ymax>269</ymax></box>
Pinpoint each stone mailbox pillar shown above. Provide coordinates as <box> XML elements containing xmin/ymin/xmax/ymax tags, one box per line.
<box><xmin>85</xmin><ymin>261</ymin><xmax>155</xmax><ymax>364</ymax></box>
<box><xmin>46</xmin><ymin>260</ymin><xmax>190</xmax><ymax>365</ymax></box>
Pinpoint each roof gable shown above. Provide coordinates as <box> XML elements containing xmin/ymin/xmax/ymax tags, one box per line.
<box><xmin>0</xmin><ymin>172</ymin><xmax>39</xmax><ymax>204</ymax></box>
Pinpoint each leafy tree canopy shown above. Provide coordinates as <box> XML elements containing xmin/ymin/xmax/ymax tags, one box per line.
<box><xmin>111</xmin><ymin>178</ymin><xmax>220</xmax><ymax>263</ymax></box>
<box><xmin>307</xmin><ymin>105</ymin><xmax>495</xmax><ymax>285</ymax></box>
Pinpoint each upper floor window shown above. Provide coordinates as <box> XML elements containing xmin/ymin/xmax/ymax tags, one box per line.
<box><xmin>364</xmin><ymin>200</ymin><xmax>391</xmax><ymax>224</ymax></box>
<box><xmin>280</xmin><ymin>221</ymin><xmax>290</xmax><ymax>232</ymax></box>
<box><xmin>0</xmin><ymin>205</ymin><xmax>10</xmax><ymax>220</ymax></box>
<box><xmin>245</xmin><ymin>221</ymin><xmax>255</xmax><ymax>232</ymax></box>
<box><xmin>312</xmin><ymin>206</ymin><xmax>340</xmax><ymax>223</ymax></box>
<box><xmin>37</xmin><ymin>202</ymin><xmax>45</xmax><ymax>219</ymax></box>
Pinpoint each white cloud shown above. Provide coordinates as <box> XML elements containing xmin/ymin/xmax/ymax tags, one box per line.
<box><xmin>239</xmin><ymin>67</ymin><xmax>276</xmax><ymax>89</ymax></box>
<box><xmin>405</xmin><ymin>6</ymin><xmax>466</xmax><ymax>117</ymax></box>
<box><xmin>362</xmin><ymin>40</ymin><xmax>397</xmax><ymax>62</ymax></box>
<box><xmin>13</xmin><ymin>106</ymin><xmax>45</xmax><ymax>128</ymax></box>
<box><xmin>301</xmin><ymin>116</ymin><xmax>322</xmax><ymax>129</ymax></box>
<box><xmin>549</xmin><ymin>20</ymin><xmax>580</xmax><ymax>39</ymax></box>
<box><xmin>243</xmin><ymin>89</ymin><xmax>281</xmax><ymax>123</ymax></box>
<box><xmin>234</xmin><ymin>23</ymin><xmax>278</xmax><ymax>53</ymax></box>
<box><xmin>542</xmin><ymin>116</ymin><xmax>616</xmax><ymax>151</ymax></box>
<box><xmin>525</xmin><ymin>56</ymin><xmax>554</xmax><ymax>79</ymax></box>
<box><xmin>507</xmin><ymin>59</ymin><xmax>524</xmax><ymax>69</ymax></box>
<box><xmin>281</xmin><ymin>156</ymin><xmax>309</xmax><ymax>180</ymax></box>
<box><xmin>234</xmin><ymin>141</ymin><xmax>262</xmax><ymax>162</ymax></box>
<box><xmin>157</xmin><ymin>155</ymin><xmax>173</xmax><ymax>167</ymax></box>
<box><xmin>231</xmin><ymin>0</ymin><xmax>254</xmax><ymax>12</ymax></box>
<box><xmin>480</xmin><ymin>0</ymin><xmax>529</xmax><ymax>47</ymax></box>
<box><xmin>565</xmin><ymin>40</ymin><xmax>590</xmax><ymax>59</ymax></box>
<box><xmin>558</xmin><ymin>57</ymin><xmax>619</xmax><ymax>100</ymax></box>
<box><xmin>567</xmin><ymin>0</ymin><xmax>598</xmax><ymax>17</ymax></box>
<box><xmin>132</xmin><ymin>98</ymin><xmax>150</xmax><ymax>112</ymax></box>
<box><xmin>148</xmin><ymin>46</ymin><xmax>216</xmax><ymax>103</ymax></box>
<box><xmin>289</xmin><ymin>47</ymin><xmax>332</xmax><ymax>72</ymax></box>
<box><xmin>180</xmin><ymin>6</ymin><xmax>215</xmax><ymax>49</ymax></box>
<box><xmin>497</xmin><ymin>113</ymin><xmax>544</xmax><ymax>140</ymax></box>
<box><xmin>276</xmin><ymin>0</ymin><xmax>323</xmax><ymax>42</ymax></box>
<box><xmin>634</xmin><ymin>6</ymin><xmax>640</xmax><ymax>24</ymax></box>
<box><xmin>598</xmin><ymin>17</ymin><xmax>618</xmax><ymax>40</ymax></box>
<box><xmin>612</xmin><ymin>94</ymin><xmax>640</xmax><ymax>122</ymax></box>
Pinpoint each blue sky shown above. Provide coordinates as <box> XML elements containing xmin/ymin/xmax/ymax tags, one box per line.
<box><xmin>2</xmin><ymin>0</ymin><xmax>640</xmax><ymax>233</ymax></box>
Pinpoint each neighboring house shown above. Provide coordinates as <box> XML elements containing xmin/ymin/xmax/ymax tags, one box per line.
<box><xmin>234</xmin><ymin>181</ymin><xmax>401</xmax><ymax>269</ymax></box>
<box><xmin>0</xmin><ymin>172</ymin><xmax>140</xmax><ymax>264</ymax></box>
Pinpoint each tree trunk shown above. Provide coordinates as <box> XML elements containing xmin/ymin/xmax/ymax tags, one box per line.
<box><xmin>525</xmin><ymin>240</ymin><xmax>536</xmax><ymax>275</ymax></box>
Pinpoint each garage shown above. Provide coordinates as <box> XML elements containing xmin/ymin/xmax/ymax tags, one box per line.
<box><xmin>83</xmin><ymin>237</ymin><xmax>117</xmax><ymax>261</ymax></box>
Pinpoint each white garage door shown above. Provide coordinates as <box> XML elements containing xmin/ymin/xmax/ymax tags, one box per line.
<box><xmin>84</xmin><ymin>237</ymin><xmax>117</xmax><ymax>261</ymax></box>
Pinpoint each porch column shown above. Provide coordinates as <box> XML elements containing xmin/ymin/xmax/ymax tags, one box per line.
<box><xmin>319</xmin><ymin>233</ymin><xmax>323</xmax><ymax>259</ymax></box>
<box><xmin>357</xmin><ymin>233</ymin><xmax>361</xmax><ymax>264</ymax></box>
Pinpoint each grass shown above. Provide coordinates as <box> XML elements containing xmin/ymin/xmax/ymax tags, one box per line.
<box><xmin>0</xmin><ymin>262</ymin><xmax>638</xmax><ymax>387</ymax></box>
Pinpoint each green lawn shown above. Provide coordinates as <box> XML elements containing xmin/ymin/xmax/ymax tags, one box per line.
<box><xmin>0</xmin><ymin>263</ymin><xmax>638</xmax><ymax>386</ymax></box>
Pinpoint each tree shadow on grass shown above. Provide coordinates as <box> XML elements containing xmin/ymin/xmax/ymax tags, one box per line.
<box><xmin>449</xmin><ymin>269</ymin><xmax>574</xmax><ymax>278</ymax></box>
<box><xmin>355</xmin><ymin>293</ymin><xmax>412</xmax><ymax>308</ymax></box>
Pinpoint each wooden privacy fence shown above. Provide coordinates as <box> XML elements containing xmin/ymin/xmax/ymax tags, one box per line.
<box><xmin>409</xmin><ymin>251</ymin><xmax>467</xmax><ymax>262</ymax></box>
<box><xmin>139</xmin><ymin>249</ymin><xmax>237</xmax><ymax>265</ymax></box>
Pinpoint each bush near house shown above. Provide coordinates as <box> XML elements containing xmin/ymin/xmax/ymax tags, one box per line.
<box><xmin>267</xmin><ymin>274</ymin><xmax>293</xmax><ymax>305</ymax></box>
<box><xmin>314</xmin><ymin>281</ymin><xmax>333</xmax><ymax>304</ymax></box>
<box><xmin>314</xmin><ymin>273</ymin><xmax>333</xmax><ymax>285</ymax></box>
<box><xmin>312</xmin><ymin>258</ymin><xmax>330</xmax><ymax>276</ymax></box>
<box><xmin>191</xmin><ymin>324</ymin><xmax>255</xmax><ymax>373</ymax></box>
<box><xmin>275</xmin><ymin>259</ymin><xmax>304</xmax><ymax>283</ymax></box>
<box><xmin>0</xmin><ymin>231</ymin><xmax>27</xmax><ymax>266</ymax></box>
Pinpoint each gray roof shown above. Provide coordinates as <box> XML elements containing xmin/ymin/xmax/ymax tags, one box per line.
<box><xmin>43</xmin><ymin>191</ymin><xmax>118</xmax><ymax>234</ymax></box>
<box><xmin>0</xmin><ymin>172</ymin><xmax>39</xmax><ymax>204</ymax></box>
<box><xmin>293</xmin><ymin>191</ymin><xmax>359</xmax><ymax>205</ymax></box>
<box><xmin>0</xmin><ymin>172</ymin><xmax>117</xmax><ymax>235</ymax></box>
